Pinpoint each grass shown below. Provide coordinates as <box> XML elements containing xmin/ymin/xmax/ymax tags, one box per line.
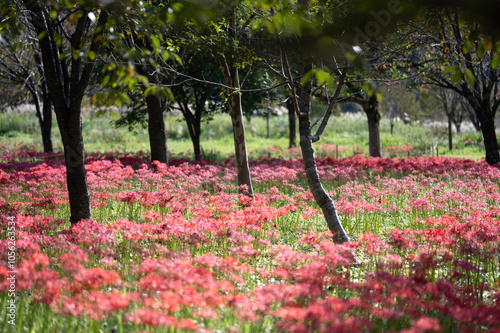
<box><xmin>0</xmin><ymin>152</ymin><xmax>499</xmax><ymax>332</ymax></box>
<box><xmin>0</xmin><ymin>108</ymin><xmax>489</xmax><ymax>161</ymax></box>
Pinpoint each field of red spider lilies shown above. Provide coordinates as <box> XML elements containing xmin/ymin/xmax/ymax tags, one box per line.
<box><xmin>1</xmin><ymin>149</ymin><xmax>500</xmax><ymax>332</ymax></box>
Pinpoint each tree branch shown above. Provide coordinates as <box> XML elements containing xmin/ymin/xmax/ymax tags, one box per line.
<box><xmin>311</xmin><ymin>70</ymin><xmax>346</xmax><ymax>143</ymax></box>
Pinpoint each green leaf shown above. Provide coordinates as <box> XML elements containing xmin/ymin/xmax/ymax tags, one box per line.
<box><xmin>300</xmin><ymin>70</ymin><xmax>314</xmax><ymax>86</ymax></box>
<box><xmin>109</xmin><ymin>109</ymin><xmax>120</xmax><ymax>118</ymax></box>
<box><xmin>363</xmin><ymin>80</ymin><xmax>377</xmax><ymax>97</ymax></box>
<box><xmin>88</xmin><ymin>51</ymin><xmax>96</xmax><ymax>61</ymax></box>
<box><xmin>172</xmin><ymin>53</ymin><xmax>183</xmax><ymax>65</ymax></box>
<box><xmin>452</xmin><ymin>69</ymin><xmax>462</xmax><ymax>84</ymax></box>
<box><xmin>37</xmin><ymin>31</ymin><xmax>48</xmax><ymax>40</ymax></box>
<box><xmin>150</xmin><ymin>35</ymin><xmax>160</xmax><ymax>50</ymax></box>
<box><xmin>102</xmin><ymin>74</ymin><xmax>110</xmax><ymax>86</ymax></box>
<box><xmin>265</xmin><ymin>21</ymin><xmax>276</xmax><ymax>35</ymax></box>
<box><xmin>314</xmin><ymin>70</ymin><xmax>333</xmax><ymax>86</ymax></box>
<box><xmin>464</xmin><ymin>69</ymin><xmax>475</xmax><ymax>86</ymax></box>
<box><xmin>144</xmin><ymin>86</ymin><xmax>156</xmax><ymax>97</ymax></box>
<box><xmin>161</xmin><ymin>51</ymin><xmax>170</xmax><ymax>61</ymax></box>
<box><xmin>492</xmin><ymin>55</ymin><xmax>500</xmax><ymax>70</ymax></box>
<box><xmin>463</xmin><ymin>40</ymin><xmax>473</xmax><ymax>54</ymax></box>
<box><xmin>53</xmin><ymin>32</ymin><xmax>62</xmax><ymax>47</ymax></box>
<box><xmin>442</xmin><ymin>66</ymin><xmax>455</xmax><ymax>75</ymax></box>
<box><xmin>478</xmin><ymin>44</ymin><xmax>485</xmax><ymax>58</ymax></box>
<box><xmin>94</xmin><ymin>110</ymin><xmax>106</xmax><ymax>117</ymax></box>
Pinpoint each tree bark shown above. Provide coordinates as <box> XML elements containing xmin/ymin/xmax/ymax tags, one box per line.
<box><xmin>448</xmin><ymin>116</ymin><xmax>453</xmax><ymax>150</ymax></box>
<box><xmin>346</xmin><ymin>95</ymin><xmax>382</xmax><ymax>158</ymax></box>
<box><xmin>228</xmin><ymin>75</ymin><xmax>254</xmax><ymax>195</ymax></box>
<box><xmin>477</xmin><ymin>107</ymin><xmax>500</xmax><ymax>165</ymax></box>
<box><xmin>24</xmin><ymin>0</ymin><xmax>109</xmax><ymax>224</ymax></box>
<box><xmin>286</xmin><ymin>97</ymin><xmax>297</xmax><ymax>148</ymax></box>
<box><xmin>291</xmin><ymin>60</ymin><xmax>349</xmax><ymax>243</ymax></box>
<box><xmin>366</xmin><ymin>95</ymin><xmax>382</xmax><ymax>158</ymax></box>
<box><xmin>41</xmin><ymin>88</ymin><xmax>53</xmax><ymax>153</ymax></box>
<box><xmin>31</xmin><ymin>85</ymin><xmax>53</xmax><ymax>153</ymax></box>
<box><xmin>219</xmin><ymin>7</ymin><xmax>253</xmax><ymax>195</ymax></box>
<box><xmin>136</xmin><ymin>63</ymin><xmax>169</xmax><ymax>164</ymax></box>
<box><xmin>179</xmin><ymin>101</ymin><xmax>203</xmax><ymax>161</ymax></box>
<box><xmin>219</xmin><ymin>59</ymin><xmax>253</xmax><ymax>194</ymax></box>
<box><xmin>145</xmin><ymin>93</ymin><xmax>168</xmax><ymax>164</ymax></box>
<box><xmin>59</xmin><ymin>103</ymin><xmax>92</xmax><ymax>223</ymax></box>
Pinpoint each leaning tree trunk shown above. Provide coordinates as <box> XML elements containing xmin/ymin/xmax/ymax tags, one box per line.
<box><xmin>477</xmin><ymin>106</ymin><xmax>500</xmax><ymax>165</ymax></box>
<box><xmin>294</xmin><ymin>64</ymin><xmax>349</xmax><ymax>244</ymax></box>
<box><xmin>145</xmin><ymin>93</ymin><xmax>168</xmax><ymax>164</ymax></box>
<box><xmin>365</xmin><ymin>95</ymin><xmax>382</xmax><ymax>158</ymax></box>
<box><xmin>286</xmin><ymin>97</ymin><xmax>297</xmax><ymax>148</ymax></box>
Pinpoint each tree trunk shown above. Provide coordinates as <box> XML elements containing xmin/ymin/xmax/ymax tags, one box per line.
<box><xmin>477</xmin><ymin>107</ymin><xmax>500</xmax><ymax>165</ymax></box>
<box><xmin>266</xmin><ymin>109</ymin><xmax>270</xmax><ymax>139</ymax></box>
<box><xmin>469</xmin><ymin>114</ymin><xmax>481</xmax><ymax>132</ymax></box>
<box><xmin>295</xmin><ymin>64</ymin><xmax>349</xmax><ymax>244</ymax></box>
<box><xmin>286</xmin><ymin>97</ymin><xmax>297</xmax><ymax>148</ymax></box>
<box><xmin>146</xmin><ymin>93</ymin><xmax>168</xmax><ymax>164</ymax></box>
<box><xmin>179</xmin><ymin>102</ymin><xmax>203</xmax><ymax>161</ymax></box>
<box><xmin>219</xmin><ymin>60</ymin><xmax>253</xmax><ymax>194</ymax></box>
<box><xmin>219</xmin><ymin>7</ymin><xmax>253</xmax><ymax>195</ymax></box>
<box><xmin>228</xmin><ymin>79</ymin><xmax>254</xmax><ymax>195</ymax></box>
<box><xmin>41</xmin><ymin>96</ymin><xmax>53</xmax><ymax>153</ymax></box>
<box><xmin>31</xmin><ymin>86</ymin><xmax>53</xmax><ymax>153</ymax></box>
<box><xmin>24</xmin><ymin>0</ymin><xmax>109</xmax><ymax>225</ymax></box>
<box><xmin>366</xmin><ymin>95</ymin><xmax>382</xmax><ymax>158</ymax></box>
<box><xmin>192</xmin><ymin>134</ymin><xmax>201</xmax><ymax>161</ymax></box>
<box><xmin>136</xmin><ymin>63</ymin><xmax>168</xmax><ymax>164</ymax></box>
<box><xmin>59</xmin><ymin>104</ymin><xmax>92</xmax><ymax>223</ymax></box>
<box><xmin>448</xmin><ymin>116</ymin><xmax>453</xmax><ymax>150</ymax></box>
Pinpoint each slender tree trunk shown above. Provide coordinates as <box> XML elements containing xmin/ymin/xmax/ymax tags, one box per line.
<box><xmin>179</xmin><ymin>102</ymin><xmax>203</xmax><ymax>161</ymax></box>
<box><xmin>477</xmin><ymin>106</ymin><xmax>500</xmax><ymax>165</ymax></box>
<box><xmin>219</xmin><ymin>7</ymin><xmax>253</xmax><ymax>195</ymax></box>
<box><xmin>266</xmin><ymin>109</ymin><xmax>270</xmax><ymax>139</ymax></box>
<box><xmin>286</xmin><ymin>97</ymin><xmax>297</xmax><ymax>148</ymax></box>
<box><xmin>448</xmin><ymin>116</ymin><xmax>453</xmax><ymax>150</ymax></box>
<box><xmin>31</xmin><ymin>87</ymin><xmax>53</xmax><ymax>153</ymax></box>
<box><xmin>469</xmin><ymin>114</ymin><xmax>482</xmax><ymax>132</ymax></box>
<box><xmin>228</xmin><ymin>76</ymin><xmax>254</xmax><ymax>194</ymax></box>
<box><xmin>145</xmin><ymin>93</ymin><xmax>168</xmax><ymax>164</ymax></box>
<box><xmin>295</xmin><ymin>63</ymin><xmax>349</xmax><ymax>243</ymax></box>
<box><xmin>365</xmin><ymin>95</ymin><xmax>382</xmax><ymax>158</ymax></box>
<box><xmin>219</xmin><ymin>59</ymin><xmax>253</xmax><ymax>193</ymax></box>
<box><xmin>41</xmin><ymin>84</ymin><xmax>53</xmax><ymax>153</ymax></box>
